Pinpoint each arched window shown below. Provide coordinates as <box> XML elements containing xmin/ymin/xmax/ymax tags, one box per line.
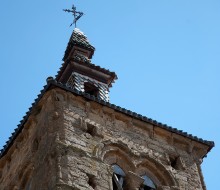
<box><xmin>140</xmin><ymin>175</ymin><xmax>156</xmax><ymax>190</ymax></box>
<box><xmin>112</xmin><ymin>164</ymin><xmax>126</xmax><ymax>190</ymax></box>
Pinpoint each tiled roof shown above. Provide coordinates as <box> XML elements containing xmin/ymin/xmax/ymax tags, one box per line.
<box><xmin>63</xmin><ymin>28</ymin><xmax>95</xmax><ymax>61</ymax></box>
<box><xmin>0</xmin><ymin>79</ymin><xmax>214</xmax><ymax>159</ymax></box>
<box><xmin>56</xmin><ymin>53</ymin><xmax>118</xmax><ymax>87</ymax></box>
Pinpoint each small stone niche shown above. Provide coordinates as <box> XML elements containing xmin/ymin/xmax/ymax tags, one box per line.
<box><xmin>86</xmin><ymin>123</ymin><xmax>97</xmax><ymax>136</ymax></box>
<box><xmin>170</xmin><ymin>156</ymin><xmax>186</xmax><ymax>171</ymax></box>
<box><xmin>87</xmin><ymin>174</ymin><xmax>96</xmax><ymax>189</ymax></box>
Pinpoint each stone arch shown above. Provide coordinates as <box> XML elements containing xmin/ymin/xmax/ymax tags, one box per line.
<box><xmin>102</xmin><ymin>143</ymin><xmax>136</xmax><ymax>174</ymax></box>
<box><xmin>99</xmin><ymin>142</ymin><xmax>178</xmax><ymax>189</ymax></box>
<box><xmin>136</xmin><ymin>158</ymin><xmax>178</xmax><ymax>187</ymax></box>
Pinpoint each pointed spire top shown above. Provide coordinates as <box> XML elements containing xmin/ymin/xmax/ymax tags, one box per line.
<box><xmin>63</xmin><ymin>4</ymin><xmax>84</xmax><ymax>28</ymax></box>
<box><xmin>63</xmin><ymin>28</ymin><xmax>95</xmax><ymax>61</ymax></box>
<box><xmin>74</xmin><ymin>28</ymin><xmax>87</xmax><ymax>37</ymax></box>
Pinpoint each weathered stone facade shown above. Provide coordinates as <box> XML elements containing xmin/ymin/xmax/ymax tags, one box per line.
<box><xmin>0</xmin><ymin>88</ymin><xmax>212</xmax><ymax>190</ymax></box>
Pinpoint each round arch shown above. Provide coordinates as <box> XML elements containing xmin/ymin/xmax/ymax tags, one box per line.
<box><xmin>100</xmin><ymin>142</ymin><xmax>178</xmax><ymax>188</ymax></box>
<box><xmin>102</xmin><ymin>143</ymin><xmax>136</xmax><ymax>174</ymax></box>
<box><xmin>136</xmin><ymin>158</ymin><xmax>178</xmax><ymax>187</ymax></box>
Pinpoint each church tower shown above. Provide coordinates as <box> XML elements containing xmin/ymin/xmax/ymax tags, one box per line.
<box><xmin>0</xmin><ymin>6</ymin><xmax>214</xmax><ymax>190</ymax></box>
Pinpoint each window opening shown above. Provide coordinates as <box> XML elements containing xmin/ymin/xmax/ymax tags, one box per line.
<box><xmin>112</xmin><ymin>164</ymin><xmax>125</xmax><ymax>190</ymax></box>
<box><xmin>84</xmin><ymin>82</ymin><xmax>99</xmax><ymax>97</ymax></box>
<box><xmin>140</xmin><ymin>175</ymin><xmax>156</xmax><ymax>190</ymax></box>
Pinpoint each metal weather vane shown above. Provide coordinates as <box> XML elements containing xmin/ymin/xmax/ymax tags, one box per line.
<box><xmin>63</xmin><ymin>4</ymin><xmax>84</xmax><ymax>28</ymax></box>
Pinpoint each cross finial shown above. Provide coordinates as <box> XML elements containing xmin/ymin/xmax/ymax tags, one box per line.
<box><xmin>63</xmin><ymin>4</ymin><xmax>84</xmax><ymax>28</ymax></box>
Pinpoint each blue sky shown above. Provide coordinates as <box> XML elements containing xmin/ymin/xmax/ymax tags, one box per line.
<box><xmin>0</xmin><ymin>1</ymin><xmax>219</xmax><ymax>189</ymax></box>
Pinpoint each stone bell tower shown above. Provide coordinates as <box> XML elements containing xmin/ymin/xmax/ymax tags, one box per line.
<box><xmin>0</xmin><ymin>9</ymin><xmax>214</xmax><ymax>190</ymax></box>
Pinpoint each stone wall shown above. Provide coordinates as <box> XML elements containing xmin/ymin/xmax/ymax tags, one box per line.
<box><xmin>0</xmin><ymin>92</ymin><xmax>58</xmax><ymax>190</ymax></box>
<box><xmin>54</xmin><ymin>88</ymin><xmax>208</xmax><ymax>190</ymax></box>
<box><xmin>0</xmin><ymin>88</ymin><xmax>209</xmax><ymax>190</ymax></box>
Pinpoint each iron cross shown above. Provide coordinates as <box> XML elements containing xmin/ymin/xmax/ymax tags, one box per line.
<box><xmin>63</xmin><ymin>4</ymin><xmax>84</xmax><ymax>28</ymax></box>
